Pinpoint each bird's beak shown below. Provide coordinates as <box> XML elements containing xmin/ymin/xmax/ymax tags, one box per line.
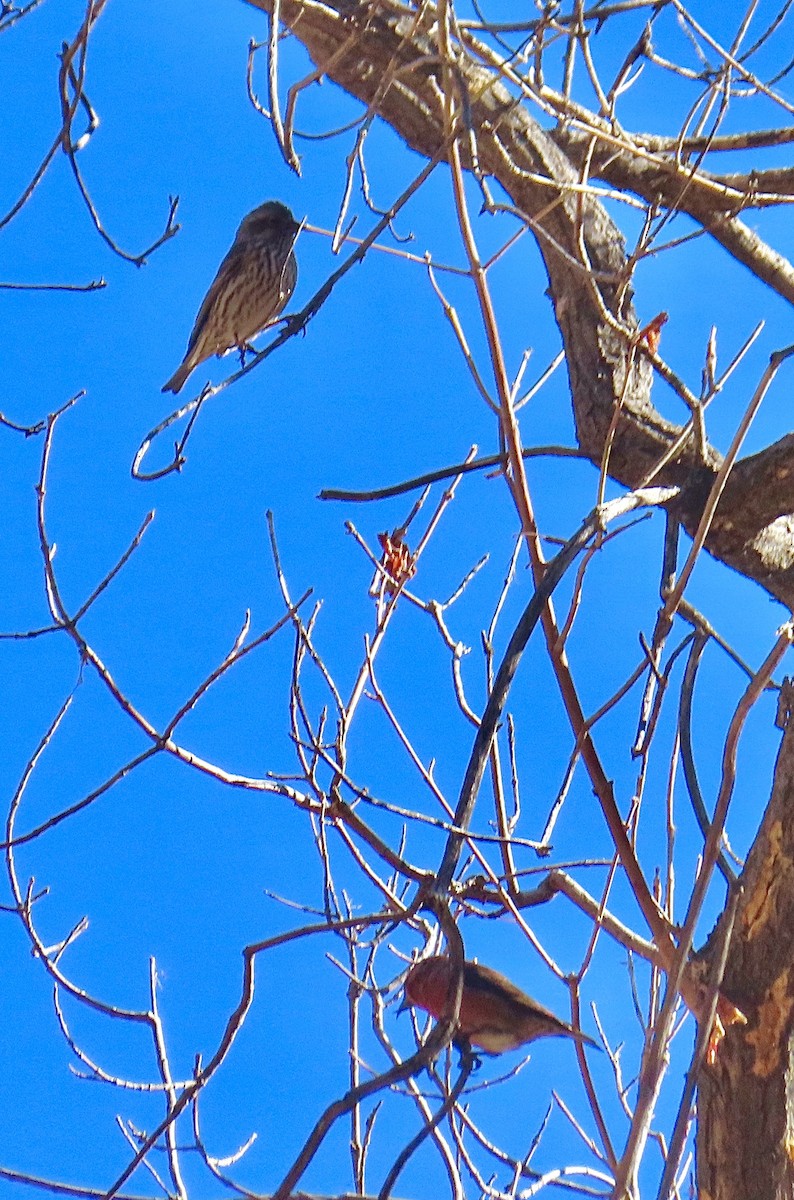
<box><xmin>397</xmin><ymin>996</ymin><xmax>412</xmax><ymax>1016</ymax></box>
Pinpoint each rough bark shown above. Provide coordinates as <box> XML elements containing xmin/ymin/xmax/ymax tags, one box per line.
<box><xmin>696</xmin><ymin>712</ymin><xmax>794</xmax><ymax>1199</ymax></box>
<box><xmin>247</xmin><ymin>0</ymin><xmax>794</xmax><ymax>608</ymax></box>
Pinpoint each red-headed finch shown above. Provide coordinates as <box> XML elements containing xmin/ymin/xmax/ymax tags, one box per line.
<box><xmin>402</xmin><ymin>956</ymin><xmax>598</xmax><ymax>1054</ymax></box>
<box><xmin>162</xmin><ymin>200</ymin><xmax>300</xmax><ymax>394</ymax></box>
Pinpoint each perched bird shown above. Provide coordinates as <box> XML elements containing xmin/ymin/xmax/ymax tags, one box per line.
<box><xmin>402</xmin><ymin>955</ymin><xmax>598</xmax><ymax>1054</ymax></box>
<box><xmin>162</xmin><ymin>200</ymin><xmax>300</xmax><ymax>394</ymax></box>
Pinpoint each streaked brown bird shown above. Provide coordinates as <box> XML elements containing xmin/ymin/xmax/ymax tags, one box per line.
<box><xmin>162</xmin><ymin>200</ymin><xmax>300</xmax><ymax>394</ymax></box>
<box><xmin>402</xmin><ymin>955</ymin><xmax>598</xmax><ymax>1054</ymax></box>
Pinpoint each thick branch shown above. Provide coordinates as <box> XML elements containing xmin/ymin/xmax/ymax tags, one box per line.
<box><xmin>248</xmin><ymin>0</ymin><xmax>794</xmax><ymax>606</ymax></box>
<box><xmin>554</xmin><ymin>125</ymin><xmax>794</xmax><ymax>307</ymax></box>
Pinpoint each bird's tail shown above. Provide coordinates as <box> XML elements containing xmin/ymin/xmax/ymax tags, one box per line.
<box><xmin>569</xmin><ymin>1027</ymin><xmax>600</xmax><ymax>1051</ymax></box>
<box><xmin>161</xmin><ymin>361</ymin><xmax>192</xmax><ymax>394</ymax></box>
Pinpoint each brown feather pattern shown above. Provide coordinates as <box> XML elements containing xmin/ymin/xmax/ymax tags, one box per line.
<box><xmin>162</xmin><ymin>200</ymin><xmax>300</xmax><ymax>394</ymax></box>
<box><xmin>403</xmin><ymin>955</ymin><xmax>598</xmax><ymax>1054</ymax></box>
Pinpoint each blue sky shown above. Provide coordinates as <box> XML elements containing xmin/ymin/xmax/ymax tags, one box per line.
<box><xmin>2</xmin><ymin>1</ymin><xmax>794</xmax><ymax>1196</ymax></box>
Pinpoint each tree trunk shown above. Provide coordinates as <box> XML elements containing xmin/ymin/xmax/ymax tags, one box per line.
<box><xmin>697</xmin><ymin>707</ymin><xmax>794</xmax><ymax>1198</ymax></box>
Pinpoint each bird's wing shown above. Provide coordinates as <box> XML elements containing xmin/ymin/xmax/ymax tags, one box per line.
<box><xmin>184</xmin><ymin>242</ymin><xmax>244</xmax><ymax>357</ymax></box>
<box><xmin>463</xmin><ymin>962</ymin><xmax>568</xmax><ymax>1027</ymax></box>
<box><xmin>464</xmin><ymin>962</ymin><xmax>598</xmax><ymax>1047</ymax></box>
